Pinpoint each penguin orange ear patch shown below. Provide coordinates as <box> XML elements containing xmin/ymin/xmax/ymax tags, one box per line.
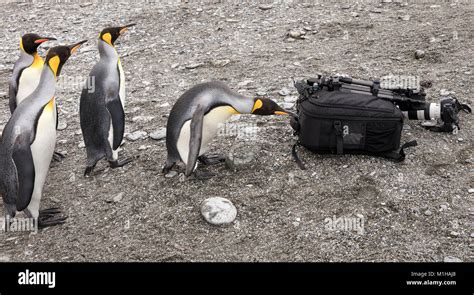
<box><xmin>48</xmin><ymin>56</ymin><xmax>60</xmax><ymax>76</ymax></box>
<box><xmin>70</xmin><ymin>44</ymin><xmax>81</xmax><ymax>54</ymax></box>
<box><xmin>102</xmin><ymin>33</ymin><xmax>113</xmax><ymax>46</ymax></box>
<box><xmin>252</xmin><ymin>99</ymin><xmax>263</xmax><ymax>113</ymax></box>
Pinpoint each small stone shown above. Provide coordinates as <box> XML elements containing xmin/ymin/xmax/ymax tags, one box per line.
<box><xmin>78</xmin><ymin>142</ymin><xmax>85</xmax><ymax>148</ymax></box>
<box><xmin>370</xmin><ymin>8</ymin><xmax>383</xmax><ymax>13</ymax></box>
<box><xmin>440</xmin><ymin>204</ymin><xmax>448</xmax><ymax>211</ymax></box>
<box><xmin>424</xmin><ymin>209</ymin><xmax>432</xmax><ymax>216</ymax></box>
<box><xmin>150</xmin><ymin>128</ymin><xmax>166</xmax><ymax>140</ymax></box>
<box><xmin>443</xmin><ymin>256</ymin><xmax>462</xmax><ymax>262</ymax></box>
<box><xmin>68</xmin><ymin>173</ymin><xmax>75</xmax><ymax>183</ymax></box>
<box><xmin>185</xmin><ymin>63</ymin><xmax>203</xmax><ymax>69</ymax></box>
<box><xmin>288</xmin><ymin>30</ymin><xmax>302</xmax><ymax>39</ymax></box>
<box><xmin>113</xmin><ymin>192</ymin><xmax>124</xmax><ymax>203</ymax></box>
<box><xmin>256</xmin><ymin>91</ymin><xmax>267</xmax><ymax>96</ymax></box>
<box><xmin>278</xmin><ymin>87</ymin><xmax>290</xmax><ymax>96</ymax></box>
<box><xmin>258</xmin><ymin>4</ymin><xmax>273</xmax><ymax>10</ymax></box>
<box><xmin>281</xmin><ymin>102</ymin><xmax>295</xmax><ymax>109</ymax></box>
<box><xmin>165</xmin><ymin>170</ymin><xmax>178</xmax><ymax>178</ymax></box>
<box><xmin>342</xmin><ymin>165</ymin><xmax>349</xmax><ymax>168</ymax></box>
<box><xmin>57</xmin><ymin>121</ymin><xmax>67</xmax><ymax>131</ymax></box>
<box><xmin>399</xmin><ymin>15</ymin><xmax>410</xmax><ymax>21</ymax></box>
<box><xmin>284</xmin><ymin>96</ymin><xmax>298</xmax><ymax>103</ymax></box>
<box><xmin>439</xmin><ymin>89</ymin><xmax>452</xmax><ymax>96</ymax></box>
<box><xmin>238</xmin><ymin>80</ymin><xmax>253</xmax><ymax>87</ymax></box>
<box><xmin>350</xmin><ymin>12</ymin><xmax>359</xmax><ymax>17</ymax></box>
<box><xmin>415</xmin><ymin>50</ymin><xmax>425</xmax><ymax>59</ymax></box>
<box><xmin>226</xmin><ymin>146</ymin><xmax>256</xmax><ymax>171</ymax></box>
<box><xmin>458</xmin><ymin>138</ymin><xmax>464</xmax><ymax>142</ymax></box>
<box><xmin>126</xmin><ymin>131</ymin><xmax>148</xmax><ymax>141</ymax></box>
<box><xmin>138</xmin><ymin>145</ymin><xmax>148</xmax><ymax>151</ymax></box>
<box><xmin>471</xmin><ymin>233</ymin><xmax>474</xmax><ymax>238</ymax></box>
<box><xmin>0</xmin><ymin>255</ymin><xmax>10</xmax><ymax>262</ymax></box>
<box><xmin>468</xmin><ymin>188</ymin><xmax>474</xmax><ymax>194</ymax></box>
<box><xmin>201</xmin><ymin>197</ymin><xmax>237</xmax><ymax>225</ymax></box>
<box><xmin>449</xmin><ymin>231</ymin><xmax>459</xmax><ymax>237</ymax></box>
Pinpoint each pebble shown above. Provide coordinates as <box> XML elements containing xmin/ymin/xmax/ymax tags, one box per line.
<box><xmin>258</xmin><ymin>4</ymin><xmax>273</xmax><ymax>10</ymax></box>
<box><xmin>256</xmin><ymin>91</ymin><xmax>267</xmax><ymax>96</ymax></box>
<box><xmin>226</xmin><ymin>147</ymin><xmax>256</xmax><ymax>171</ymax></box>
<box><xmin>138</xmin><ymin>145</ymin><xmax>148</xmax><ymax>151</ymax></box>
<box><xmin>449</xmin><ymin>231</ymin><xmax>459</xmax><ymax>237</ymax></box>
<box><xmin>468</xmin><ymin>188</ymin><xmax>474</xmax><ymax>194</ymax></box>
<box><xmin>440</xmin><ymin>204</ymin><xmax>448</xmax><ymax>211</ymax></box>
<box><xmin>201</xmin><ymin>197</ymin><xmax>237</xmax><ymax>225</ymax></box>
<box><xmin>113</xmin><ymin>192</ymin><xmax>124</xmax><ymax>203</ymax></box>
<box><xmin>57</xmin><ymin>121</ymin><xmax>68</xmax><ymax>131</ymax></box>
<box><xmin>126</xmin><ymin>131</ymin><xmax>148</xmax><ymax>141</ymax></box>
<box><xmin>278</xmin><ymin>87</ymin><xmax>290</xmax><ymax>96</ymax></box>
<box><xmin>288</xmin><ymin>30</ymin><xmax>303</xmax><ymax>39</ymax></box>
<box><xmin>150</xmin><ymin>128</ymin><xmax>166</xmax><ymax>140</ymax></box>
<box><xmin>443</xmin><ymin>256</ymin><xmax>462</xmax><ymax>262</ymax></box>
<box><xmin>424</xmin><ymin>209</ymin><xmax>432</xmax><ymax>216</ymax></box>
<box><xmin>0</xmin><ymin>255</ymin><xmax>10</xmax><ymax>262</ymax></box>
<box><xmin>164</xmin><ymin>170</ymin><xmax>178</xmax><ymax>178</ymax></box>
<box><xmin>439</xmin><ymin>89</ymin><xmax>452</xmax><ymax>96</ymax></box>
<box><xmin>281</xmin><ymin>102</ymin><xmax>295</xmax><ymax>109</ymax></box>
<box><xmin>78</xmin><ymin>142</ymin><xmax>85</xmax><ymax>148</ymax></box>
<box><xmin>284</xmin><ymin>96</ymin><xmax>298</xmax><ymax>103</ymax></box>
<box><xmin>350</xmin><ymin>12</ymin><xmax>359</xmax><ymax>17</ymax></box>
<box><xmin>399</xmin><ymin>15</ymin><xmax>410</xmax><ymax>21</ymax></box>
<box><xmin>185</xmin><ymin>63</ymin><xmax>203</xmax><ymax>69</ymax></box>
<box><xmin>457</xmin><ymin>138</ymin><xmax>463</xmax><ymax>142</ymax></box>
<box><xmin>415</xmin><ymin>50</ymin><xmax>425</xmax><ymax>59</ymax></box>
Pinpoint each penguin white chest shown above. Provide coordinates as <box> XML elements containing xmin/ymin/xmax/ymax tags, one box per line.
<box><xmin>177</xmin><ymin>106</ymin><xmax>235</xmax><ymax>164</ymax></box>
<box><xmin>118</xmin><ymin>59</ymin><xmax>125</xmax><ymax>106</ymax></box>
<box><xmin>16</xmin><ymin>66</ymin><xmax>42</xmax><ymax>105</ymax></box>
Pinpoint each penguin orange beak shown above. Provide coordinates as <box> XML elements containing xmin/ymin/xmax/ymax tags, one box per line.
<box><xmin>68</xmin><ymin>40</ymin><xmax>88</xmax><ymax>54</ymax></box>
<box><xmin>34</xmin><ymin>37</ymin><xmax>56</xmax><ymax>44</ymax></box>
<box><xmin>119</xmin><ymin>23</ymin><xmax>136</xmax><ymax>35</ymax></box>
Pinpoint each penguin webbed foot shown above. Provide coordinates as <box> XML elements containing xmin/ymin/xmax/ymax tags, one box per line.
<box><xmin>38</xmin><ymin>207</ymin><xmax>67</xmax><ymax>228</ymax></box>
<box><xmin>84</xmin><ymin>165</ymin><xmax>96</xmax><ymax>177</ymax></box>
<box><xmin>188</xmin><ymin>169</ymin><xmax>216</xmax><ymax>180</ymax></box>
<box><xmin>52</xmin><ymin>151</ymin><xmax>66</xmax><ymax>162</ymax></box>
<box><xmin>198</xmin><ymin>155</ymin><xmax>226</xmax><ymax>166</ymax></box>
<box><xmin>109</xmin><ymin>157</ymin><xmax>133</xmax><ymax>169</ymax></box>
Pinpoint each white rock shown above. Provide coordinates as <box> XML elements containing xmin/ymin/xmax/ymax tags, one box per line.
<box><xmin>78</xmin><ymin>142</ymin><xmax>85</xmax><ymax>148</ymax></box>
<box><xmin>126</xmin><ymin>131</ymin><xmax>148</xmax><ymax>141</ymax></box>
<box><xmin>150</xmin><ymin>128</ymin><xmax>166</xmax><ymax>140</ymax></box>
<box><xmin>284</xmin><ymin>95</ymin><xmax>298</xmax><ymax>103</ymax></box>
<box><xmin>278</xmin><ymin>87</ymin><xmax>290</xmax><ymax>96</ymax></box>
<box><xmin>201</xmin><ymin>197</ymin><xmax>237</xmax><ymax>225</ymax></box>
<box><xmin>0</xmin><ymin>255</ymin><xmax>10</xmax><ymax>262</ymax></box>
<box><xmin>443</xmin><ymin>256</ymin><xmax>462</xmax><ymax>262</ymax></box>
<box><xmin>57</xmin><ymin>121</ymin><xmax>68</xmax><ymax>131</ymax></box>
<box><xmin>468</xmin><ymin>188</ymin><xmax>474</xmax><ymax>194</ymax></box>
<box><xmin>164</xmin><ymin>170</ymin><xmax>178</xmax><ymax>178</ymax></box>
<box><xmin>113</xmin><ymin>192</ymin><xmax>124</xmax><ymax>203</ymax></box>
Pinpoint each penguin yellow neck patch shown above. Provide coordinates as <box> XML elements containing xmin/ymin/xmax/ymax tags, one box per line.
<box><xmin>48</xmin><ymin>56</ymin><xmax>60</xmax><ymax>77</ymax></box>
<box><xmin>31</xmin><ymin>53</ymin><xmax>43</xmax><ymax>68</ymax></box>
<box><xmin>102</xmin><ymin>33</ymin><xmax>113</xmax><ymax>47</ymax></box>
<box><xmin>44</xmin><ymin>97</ymin><xmax>55</xmax><ymax>113</ymax></box>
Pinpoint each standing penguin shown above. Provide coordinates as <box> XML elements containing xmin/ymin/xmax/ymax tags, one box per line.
<box><xmin>0</xmin><ymin>41</ymin><xmax>86</xmax><ymax>227</ymax></box>
<box><xmin>9</xmin><ymin>33</ymin><xmax>56</xmax><ymax>113</ymax></box>
<box><xmin>163</xmin><ymin>81</ymin><xmax>292</xmax><ymax>179</ymax></box>
<box><xmin>80</xmin><ymin>24</ymin><xmax>135</xmax><ymax>176</ymax></box>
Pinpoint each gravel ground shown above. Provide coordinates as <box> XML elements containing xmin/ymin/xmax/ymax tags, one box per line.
<box><xmin>0</xmin><ymin>0</ymin><xmax>472</xmax><ymax>262</ymax></box>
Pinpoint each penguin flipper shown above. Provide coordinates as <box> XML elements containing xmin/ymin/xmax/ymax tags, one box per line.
<box><xmin>8</xmin><ymin>81</ymin><xmax>18</xmax><ymax>114</ymax></box>
<box><xmin>12</xmin><ymin>143</ymin><xmax>35</xmax><ymax>211</ymax></box>
<box><xmin>106</xmin><ymin>97</ymin><xmax>125</xmax><ymax>150</ymax></box>
<box><xmin>186</xmin><ymin>104</ymin><xmax>206</xmax><ymax>176</ymax></box>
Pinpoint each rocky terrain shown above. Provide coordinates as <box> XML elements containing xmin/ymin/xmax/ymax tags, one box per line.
<box><xmin>0</xmin><ymin>0</ymin><xmax>472</xmax><ymax>262</ymax></box>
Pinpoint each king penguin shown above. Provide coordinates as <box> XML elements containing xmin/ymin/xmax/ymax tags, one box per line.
<box><xmin>0</xmin><ymin>41</ymin><xmax>86</xmax><ymax>227</ymax></box>
<box><xmin>80</xmin><ymin>24</ymin><xmax>136</xmax><ymax>176</ymax></box>
<box><xmin>163</xmin><ymin>81</ymin><xmax>292</xmax><ymax>179</ymax></box>
<box><xmin>9</xmin><ymin>33</ymin><xmax>56</xmax><ymax>113</ymax></box>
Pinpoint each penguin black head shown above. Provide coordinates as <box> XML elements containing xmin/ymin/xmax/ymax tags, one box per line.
<box><xmin>99</xmin><ymin>24</ymin><xmax>136</xmax><ymax>46</ymax></box>
<box><xmin>251</xmin><ymin>98</ymin><xmax>294</xmax><ymax>116</ymax></box>
<box><xmin>20</xmin><ymin>33</ymin><xmax>56</xmax><ymax>55</ymax></box>
<box><xmin>45</xmin><ymin>40</ymin><xmax>87</xmax><ymax>77</ymax></box>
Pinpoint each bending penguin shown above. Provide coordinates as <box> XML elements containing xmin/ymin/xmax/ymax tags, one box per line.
<box><xmin>163</xmin><ymin>81</ymin><xmax>292</xmax><ymax>179</ymax></box>
<box><xmin>9</xmin><ymin>33</ymin><xmax>56</xmax><ymax>113</ymax></box>
<box><xmin>0</xmin><ymin>41</ymin><xmax>86</xmax><ymax>227</ymax></box>
<box><xmin>80</xmin><ymin>24</ymin><xmax>136</xmax><ymax>176</ymax></box>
